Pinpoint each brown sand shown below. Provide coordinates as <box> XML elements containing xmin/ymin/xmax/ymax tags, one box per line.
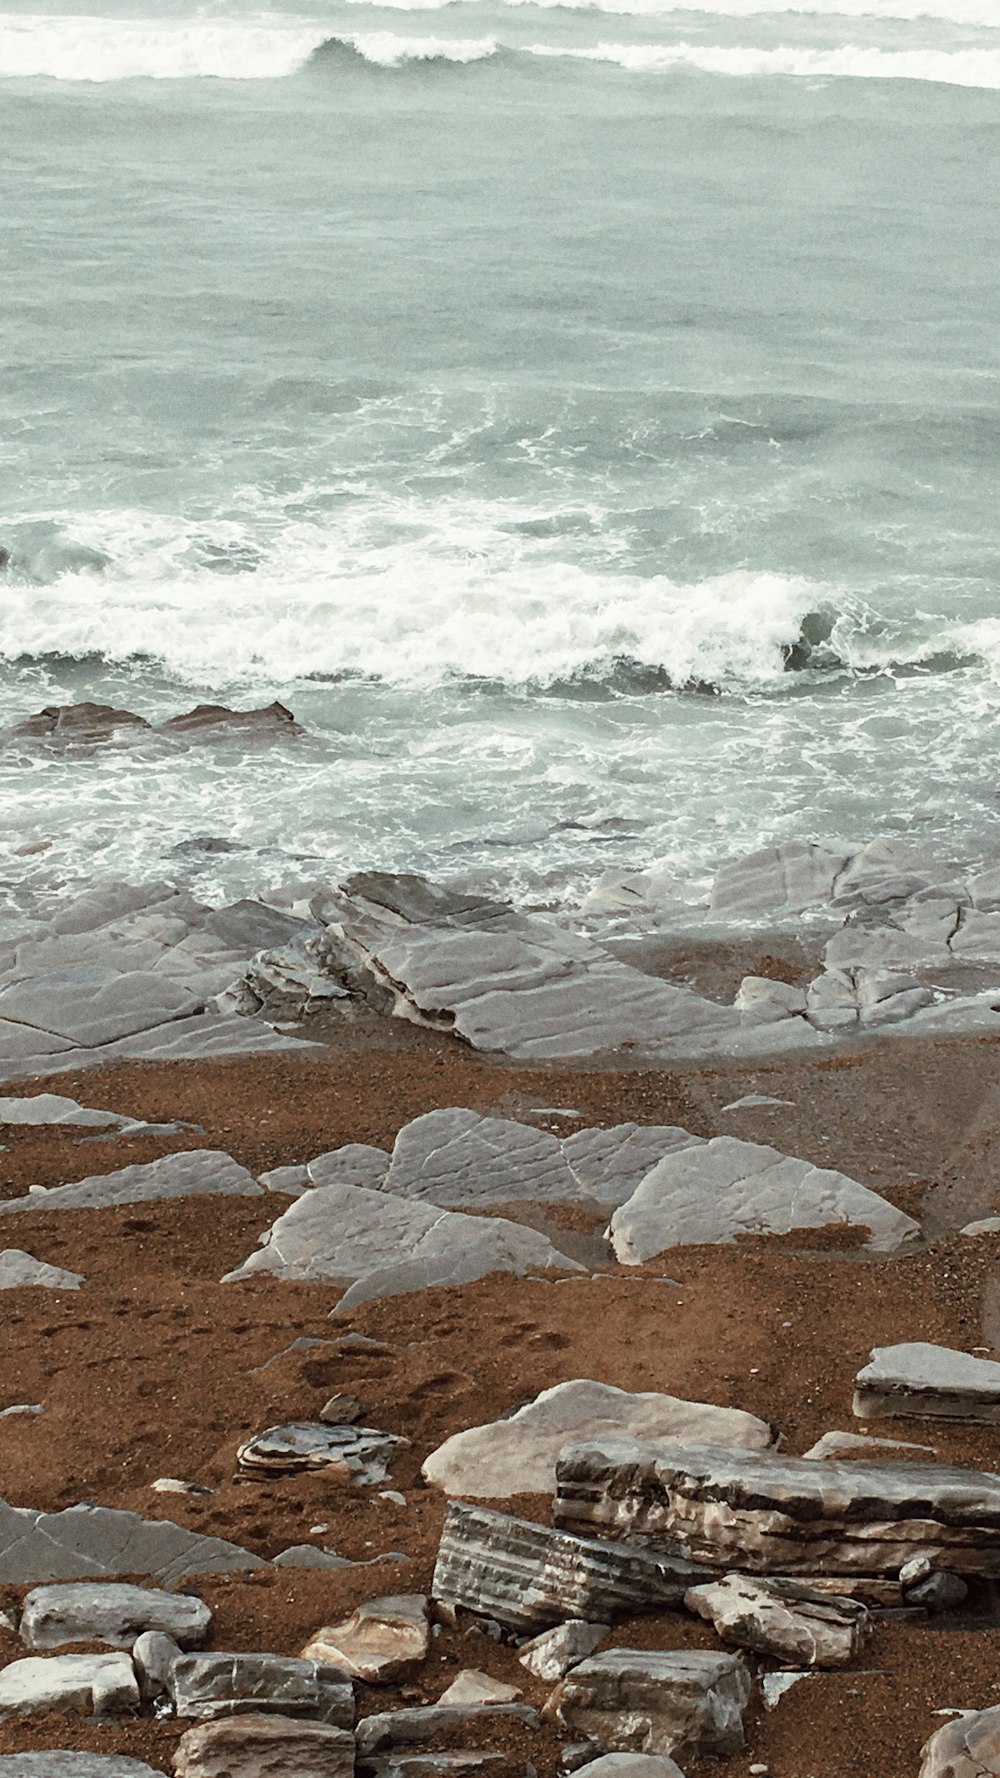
<box><xmin>2</xmin><ymin>1016</ymin><xmax>1000</xmax><ymax>1774</ymax></box>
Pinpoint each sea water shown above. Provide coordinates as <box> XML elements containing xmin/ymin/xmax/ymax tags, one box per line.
<box><xmin>2</xmin><ymin>0</ymin><xmax>999</xmax><ymax>916</ymax></box>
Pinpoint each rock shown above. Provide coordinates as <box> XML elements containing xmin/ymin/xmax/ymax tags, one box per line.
<box><xmin>0</xmin><ymin>1495</ymin><xmax>263</xmax><ymax>1584</ymax></box>
<box><xmin>961</xmin><ymin>1218</ymin><xmax>1000</xmax><ymax>1237</ymax></box>
<box><xmin>561</xmin><ymin>1125</ymin><xmax>704</xmax><ymax>1209</ymax></box>
<box><xmin>159</xmin><ymin>701</ymin><xmax>303</xmax><ymax>740</ymax></box>
<box><xmin>301</xmin><ymin>1596</ymin><xmax>429</xmax><ymax>1682</ymax></box>
<box><xmin>684</xmin><ymin>1573</ymin><xmax>870</xmax><ymax>1666</ymax></box>
<box><xmin>422</xmin><ymin>1380</ymin><xmax>774</xmax><ymax>1499</ymax></box>
<box><xmin>133</xmin><ymin>1630</ymin><xmax>181</xmax><ymax>1701</ymax></box>
<box><xmin>0</xmin><ymin>1093</ymin><xmax>170</xmax><ymax>1132</ymax></box>
<box><xmin>173</xmin><ymin>1712</ymin><xmax>355</xmax><ymax>1777</ymax></box>
<box><xmin>608</xmin><ymin>1137</ymin><xmax>918</xmax><ymax>1260</ymax></box>
<box><xmin>735</xmin><ymin>977</ymin><xmax>807</xmax><ymax>1023</ymax></box>
<box><xmin>919</xmin><ymin>1706</ymin><xmax>1000</xmax><ymax>1776</ymax></box>
<box><xmin>431</xmin><ymin>1501</ymin><xmax>708</xmax><ymax>1634</ymax></box>
<box><xmin>802</xmin><ymin>1430</ymin><xmax>937</xmax><ymax>1460</ymax></box>
<box><xmin>437</xmin><ymin>1671</ymin><xmax>521</xmax><ymax>1705</ymax></box>
<box><xmin>169</xmin><ymin>1652</ymin><xmax>354</xmax><ymax>1724</ymax></box>
<box><xmin>382</xmin><ymin>1109</ymin><xmax>587</xmax><ymax>1207</ymax></box>
<box><xmin>762</xmin><ymin>1671</ymin><xmax>810</xmax><ymax>1710</ymax></box>
<box><xmin>8</xmin><ymin>703</ymin><xmax>150</xmax><ymax>743</ymax></box>
<box><xmin>904</xmin><ymin>1571</ymin><xmax>969</xmax><ymax>1612</ymax></box>
<box><xmin>223</xmin><ymin>1181</ymin><xmax>583</xmax><ymax>1307</ymax></box>
<box><xmin>357</xmin><ymin>1756</ymin><xmax>507</xmax><ymax>1778</ymax></box>
<box><xmin>0</xmin><ymin>1651</ymin><xmax>139</xmax><ymax>1719</ymax></box>
<box><xmin>0</xmin><ymin>1760</ymin><xmax>162</xmax><ymax>1777</ymax></box>
<box><xmin>0</xmin><ymin>1149</ymin><xmax>261</xmax><ymax>1217</ymax></box>
<box><xmin>320</xmin><ymin>1395</ymin><xmax>366</xmax><ymax>1426</ymax></box>
<box><xmin>19</xmin><ymin>1581</ymin><xmax>212</xmax><ymax>1650</ymax></box>
<box><xmin>0</xmin><ymin>1249</ymin><xmax>83</xmax><ymax>1289</ymax></box>
<box><xmin>710</xmin><ymin>841</ymin><xmax>853</xmax><ymax>915</ymax></box>
<box><xmin>236</xmin><ymin>1423</ymin><xmax>405</xmax><ymax>1485</ymax></box>
<box><xmin>574</xmin><ymin>1759</ymin><xmax>685</xmax><ymax>1778</ymax></box>
<box><xmin>553</xmin><ymin>1440</ymin><xmax>1000</xmax><ymax>1577</ymax></box>
<box><xmin>356</xmin><ymin>1704</ymin><xmax>539</xmax><ymax>1756</ymax></box>
<box><xmin>273</xmin><ymin>1546</ymin><xmax>356</xmax><ymax>1571</ymax></box>
<box><xmin>260</xmin><ymin>1146</ymin><xmax>389</xmax><ymax>1198</ymax></box>
<box><xmin>853</xmin><ymin>1342</ymin><xmax>1000</xmax><ymax>1422</ymax></box>
<box><xmin>518</xmin><ymin>1621</ymin><xmax>609</xmax><ymax>1682</ymax></box>
<box><xmin>544</xmin><ymin>1648</ymin><xmax>750</xmax><ymax>1761</ymax></box>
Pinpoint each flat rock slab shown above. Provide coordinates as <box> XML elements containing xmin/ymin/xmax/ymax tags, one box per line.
<box><xmin>0</xmin><ymin>1149</ymin><xmax>261</xmax><ymax>1216</ymax></box>
<box><xmin>553</xmin><ymin>1439</ymin><xmax>1000</xmax><ymax>1577</ymax></box>
<box><xmin>0</xmin><ymin>1651</ymin><xmax>139</xmax><ymax>1720</ymax></box>
<box><xmin>262</xmin><ymin>1145</ymin><xmax>389</xmax><ymax>1196</ymax></box>
<box><xmin>422</xmin><ymin>1379</ymin><xmax>774</xmax><ymax>1498</ymax></box>
<box><xmin>0</xmin><ymin>1496</ymin><xmax>263</xmax><ymax>1585</ymax></box>
<box><xmin>0</xmin><ymin>1249</ymin><xmax>83</xmax><ymax>1289</ymax></box>
<box><xmin>356</xmin><ymin>1704</ymin><xmax>539</xmax><ymax>1756</ymax></box>
<box><xmin>174</xmin><ymin>1712</ymin><xmax>356</xmax><ymax>1778</ymax></box>
<box><xmin>854</xmin><ymin>1343</ymin><xmax>1000</xmax><ymax>1422</ymax></box>
<box><xmin>437</xmin><ymin>1671</ymin><xmax>521</xmax><ymax>1706</ymax></box>
<box><xmin>302</xmin><ymin>1595</ymin><xmax>429</xmax><ymax>1683</ymax></box>
<box><xmin>578</xmin><ymin>1759</ymin><xmax>685</xmax><ymax>1778</ymax></box>
<box><xmin>608</xmin><ymin>1136</ymin><xmax>919</xmax><ymax>1259</ymax></box>
<box><xmin>545</xmin><ymin>1648</ymin><xmax>750</xmax><ymax>1761</ymax></box>
<box><xmin>684</xmin><ymin>1573</ymin><xmax>870</xmax><ymax>1667</ymax></box>
<box><xmin>518</xmin><ymin>1620</ymin><xmax>609</xmax><ymax>1682</ymax></box>
<box><xmin>170</xmin><ymin>1652</ymin><xmax>354</xmax><ymax>1724</ymax></box>
<box><xmin>432</xmin><ymin>1501</ymin><xmax>708</xmax><ymax>1634</ymax></box>
<box><xmin>237</xmin><ymin>1422</ymin><xmax>404</xmax><ymax>1486</ymax></box>
<box><xmin>0</xmin><ymin>1759</ymin><xmax>162</xmax><ymax>1777</ymax></box>
<box><xmin>919</xmin><ymin>1705</ymin><xmax>1000</xmax><ymax>1776</ymax></box>
<box><xmin>0</xmin><ymin>1093</ymin><xmax>169</xmax><ymax>1133</ymax></box>
<box><xmin>561</xmin><ymin>1124</ymin><xmax>704</xmax><ymax>1209</ymax></box>
<box><xmin>224</xmin><ymin>1180</ymin><xmax>582</xmax><ymax>1308</ymax></box>
<box><xmin>20</xmin><ymin>1581</ymin><xmax>212</xmax><ymax>1650</ymax></box>
<box><xmin>382</xmin><ymin>1109</ymin><xmax>587</xmax><ymax>1207</ymax></box>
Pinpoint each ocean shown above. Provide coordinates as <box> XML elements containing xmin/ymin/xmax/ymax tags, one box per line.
<box><xmin>2</xmin><ymin>0</ymin><xmax>999</xmax><ymax>922</ymax></box>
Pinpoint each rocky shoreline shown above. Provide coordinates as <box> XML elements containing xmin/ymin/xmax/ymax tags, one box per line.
<box><xmin>3</xmin><ymin>819</ymin><xmax>1000</xmax><ymax>1774</ymax></box>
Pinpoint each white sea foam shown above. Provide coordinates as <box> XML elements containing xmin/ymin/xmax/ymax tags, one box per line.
<box><xmin>506</xmin><ymin>0</ymin><xmax>1000</xmax><ymax>22</ymax></box>
<box><xmin>337</xmin><ymin>30</ymin><xmax>498</xmax><ymax>63</ymax></box>
<box><xmin>532</xmin><ymin>38</ymin><xmax>1000</xmax><ymax>85</ymax></box>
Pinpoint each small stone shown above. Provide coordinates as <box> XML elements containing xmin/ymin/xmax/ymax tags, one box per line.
<box><xmin>904</xmin><ymin>1572</ymin><xmax>969</xmax><ymax>1613</ymax></box>
<box><xmin>577</xmin><ymin>1761</ymin><xmax>686</xmax><ymax>1778</ymax></box>
<box><xmin>518</xmin><ymin>1622</ymin><xmax>609</xmax><ymax>1682</ymax></box>
<box><xmin>320</xmin><ymin>1395</ymin><xmax>366</xmax><ymax>1426</ymax></box>
<box><xmin>236</xmin><ymin>1421</ymin><xmax>405</xmax><ymax>1485</ymax></box>
<box><xmin>899</xmin><ymin>1556</ymin><xmax>933</xmax><ymax>1587</ymax></box>
<box><xmin>437</xmin><ymin>1671</ymin><xmax>521</xmax><ymax>1706</ymax></box>
<box><xmin>151</xmin><ymin>1478</ymin><xmax>213</xmax><ymax>1497</ymax></box>
<box><xmin>301</xmin><ymin>1595</ymin><xmax>430</xmax><ymax>1683</ymax></box>
<box><xmin>356</xmin><ymin>1704</ymin><xmax>540</xmax><ymax>1756</ymax></box>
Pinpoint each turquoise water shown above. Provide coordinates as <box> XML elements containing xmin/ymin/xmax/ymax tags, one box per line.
<box><xmin>2</xmin><ymin>0</ymin><xmax>1000</xmax><ymax>913</ymax></box>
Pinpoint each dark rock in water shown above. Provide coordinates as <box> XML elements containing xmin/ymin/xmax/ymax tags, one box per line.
<box><xmin>8</xmin><ymin>703</ymin><xmax>150</xmax><ymax>742</ymax></box>
<box><xmin>158</xmin><ymin>700</ymin><xmax>303</xmax><ymax>739</ymax></box>
<box><xmin>169</xmin><ymin>836</ymin><xmax>251</xmax><ymax>857</ymax></box>
<box><xmin>0</xmin><ymin>548</ymin><xmax>10</xmax><ymax>572</ymax></box>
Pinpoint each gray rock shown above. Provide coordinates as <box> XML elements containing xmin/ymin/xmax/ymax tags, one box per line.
<box><xmin>170</xmin><ymin>1653</ymin><xmax>354</xmax><ymax>1724</ymax></box>
<box><xmin>301</xmin><ymin>1595</ymin><xmax>429</xmax><ymax>1683</ymax></box>
<box><xmin>544</xmin><ymin>1648</ymin><xmax>750</xmax><ymax>1761</ymax></box>
<box><xmin>561</xmin><ymin>1125</ymin><xmax>704</xmax><ymax>1209</ymax></box>
<box><xmin>236</xmin><ymin>1422</ymin><xmax>404</xmax><ymax>1486</ymax></box>
<box><xmin>309</xmin><ymin>1145</ymin><xmax>390</xmax><ymax>1190</ymax></box>
<box><xmin>437</xmin><ymin>1671</ymin><xmax>521</xmax><ymax>1706</ymax></box>
<box><xmin>735</xmin><ymin>977</ymin><xmax>807</xmax><ymax>1023</ymax></box>
<box><xmin>553</xmin><ymin>1440</ymin><xmax>1000</xmax><ymax>1577</ymax></box>
<box><xmin>421</xmin><ymin>1380</ymin><xmax>774</xmax><ymax>1498</ymax></box>
<box><xmin>20</xmin><ymin>1581</ymin><xmax>212</xmax><ymax>1650</ymax></box>
<box><xmin>854</xmin><ymin>1343</ymin><xmax>1000</xmax><ymax>1422</ymax></box>
<box><xmin>272</xmin><ymin>1546</ymin><xmax>356</xmax><ymax>1571</ymax></box>
<box><xmin>383</xmin><ymin>1109</ymin><xmax>586</xmax><ymax>1207</ymax></box>
<box><xmin>0</xmin><ymin>1249</ymin><xmax>83</xmax><ymax>1289</ymax></box>
<box><xmin>919</xmin><ymin>1705</ymin><xmax>1000</xmax><ymax>1777</ymax></box>
<box><xmin>174</xmin><ymin>1712</ymin><xmax>355</xmax><ymax>1778</ymax></box>
<box><xmin>609</xmin><ymin>1137</ymin><xmax>918</xmax><ymax>1260</ymax></box>
<box><xmin>223</xmin><ymin>1181</ymin><xmax>583</xmax><ymax>1307</ymax></box>
<box><xmin>0</xmin><ymin>1760</ymin><xmax>161</xmax><ymax>1777</ymax></box>
<box><xmin>710</xmin><ymin>841</ymin><xmax>852</xmax><ymax>915</ymax></box>
<box><xmin>356</xmin><ymin>1704</ymin><xmax>539</xmax><ymax>1756</ymax></box>
<box><xmin>432</xmin><ymin>1501</ymin><xmax>709</xmax><ymax>1634</ymax></box>
<box><xmin>904</xmin><ymin>1571</ymin><xmax>969</xmax><ymax>1612</ymax></box>
<box><xmin>802</xmin><ymin>1430</ymin><xmax>937</xmax><ymax>1460</ymax></box>
<box><xmin>358</xmin><ymin>1758</ymin><xmax>509</xmax><ymax>1778</ymax></box>
<box><xmin>575</xmin><ymin>1759</ymin><xmax>685</xmax><ymax>1778</ymax></box>
<box><xmin>0</xmin><ymin>1149</ymin><xmax>261</xmax><ymax>1216</ymax></box>
<box><xmin>518</xmin><ymin>1621</ymin><xmax>609</xmax><ymax>1682</ymax></box>
<box><xmin>684</xmin><ymin>1573</ymin><xmax>870</xmax><ymax>1666</ymax></box>
<box><xmin>0</xmin><ymin>966</ymin><xmax>205</xmax><ymax>1048</ymax></box>
<box><xmin>0</xmin><ymin>1093</ymin><xmax>163</xmax><ymax>1131</ymax></box>
<box><xmin>320</xmin><ymin>1395</ymin><xmax>366</xmax><ymax>1426</ymax></box>
<box><xmin>0</xmin><ymin>1651</ymin><xmax>139</xmax><ymax>1719</ymax></box>
<box><xmin>0</xmin><ymin>1495</ymin><xmax>263</xmax><ymax>1584</ymax></box>
<box><xmin>133</xmin><ymin>1629</ymin><xmax>182</xmax><ymax>1701</ymax></box>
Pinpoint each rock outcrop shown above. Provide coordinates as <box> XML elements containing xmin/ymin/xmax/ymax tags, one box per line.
<box><xmin>919</xmin><ymin>1706</ymin><xmax>1000</xmax><ymax>1776</ymax></box>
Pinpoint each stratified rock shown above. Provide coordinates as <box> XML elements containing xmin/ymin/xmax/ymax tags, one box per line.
<box><xmin>544</xmin><ymin>1649</ymin><xmax>750</xmax><ymax>1760</ymax></box>
<box><xmin>173</xmin><ymin>1712</ymin><xmax>354</xmax><ymax>1777</ymax></box>
<box><xmin>919</xmin><ymin>1705</ymin><xmax>1000</xmax><ymax>1777</ymax></box>
<box><xmin>422</xmin><ymin>1380</ymin><xmax>773</xmax><ymax>1499</ymax></box>
<box><xmin>19</xmin><ymin>1581</ymin><xmax>211</xmax><ymax>1650</ymax></box>
<box><xmin>553</xmin><ymin>1440</ymin><xmax>1000</xmax><ymax>1577</ymax></box>
<box><xmin>437</xmin><ymin>1671</ymin><xmax>521</xmax><ymax>1706</ymax></box>
<box><xmin>802</xmin><ymin>1430</ymin><xmax>936</xmax><ymax>1460</ymax></box>
<box><xmin>0</xmin><ymin>1760</ymin><xmax>161</xmax><ymax>1777</ymax></box>
<box><xmin>684</xmin><ymin>1573</ymin><xmax>870</xmax><ymax>1667</ymax></box>
<box><xmin>301</xmin><ymin>1596</ymin><xmax>429</xmax><ymax>1683</ymax></box>
<box><xmin>561</xmin><ymin>1125</ymin><xmax>703</xmax><ymax>1209</ymax></box>
<box><xmin>356</xmin><ymin>1704</ymin><xmax>539</xmax><ymax>1756</ymax></box>
<box><xmin>431</xmin><ymin>1501</ymin><xmax>708</xmax><ymax>1634</ymax></box>
<box><xmin>0</xmin><ymin>1651</ymin><xmax>139</xmax><ymax>1719</ymax></box>
<box><xmin>0</xmin><ymin>1249</ymin><xmax>83</xmax><ymax>1289</ymax></box>
<box><xmin>518</xmin><ymin>1621</ymin><xmax>609</xmax><ymax>1682</ymax></box>
<box><xmin>223</xmin><ymin>1181</ymin><xmax>582</xmax><ymax>1308</ymax></box>
<box><xmin>169</xmin><ymin>1652</ymin><xmax>354</xmax><ymax>1724</ymax></box>
<box><xmin>159</xmin><ymin>701</ymin><xmax>303</xmax><ymax>740</ymax></box>
<box><xmin>382</xmin><ymin>1109</ymin><xmax>587</xmax><ymax>1207</ymax></box>
<box><xmin>236</xmin><ymin>1422</ymin><xmax>404</xmax><ymax>1486</ymax></box>
<box><xmin>608</xmin><ymin>1137</ymin><xmax>918</xmax><ymax>1260</ymax></box>
<box><xmin>853</xmin><ymin>1343</ymin><xmax>1000</xmax><ymax>1422</ymax></box>
<box><xmin>710</xmin><ymin>841</ymin><xmax>853</xmax><ymax>915</ymax></box>
<box><xmin>0</xmin><ymin>1496</ymin><xmax>263</xmax><ymax>1584</ymax></box>
<box><xmin>0</xmin><ymin>1150</ymin><xmax>261</xmax><ymax>1217</ymax></box>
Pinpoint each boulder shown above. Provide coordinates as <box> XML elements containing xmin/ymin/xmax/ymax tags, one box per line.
<box><xmin>0</xmin><ymin>1651</ymin><xmax>139</xmax><ymax>1720</ymax></box>
<box><xmin>437</xmin><ymin>1671</ymin><xmax>521</xmax><ymax>1706</ymax></box>
<box><xmin>422</xmin><ymin>1380</ymin><xmax>774</xmax><ymax>1498</ymax></box>
<box><xmin>710</xmin><ymin>841</ymin><xmax>852</xmax><ymax>914</ymax></box>
<box><xmin>0</xmin><ymin>1149</ymin><xmax>261</xmax><ymax>1217</ymax></box>
<box><xmin>553</xmin><ymin>1440</ymin><xmax>1000</xmax><ymax>1577</ymax></box>
<box><xmin>356</xmin><ymin>1704</ymin><xmax>539</xmax><ymax>1756</ymax></box>
<box><xmin>561</xmin><ymin>1124</ymin><xmax>704</xmax><ymax>1209</ymax></box>
<box><xmin>544</xmin><ymin>1648</ymin><xmax>750</xmax><ymax>1760</ymax></box>
<box><xmin>133</xmin><ymin>1630</ymin><xmax>182</xmax><ymax>1701</ymax></box>
<box><xmin>236</xmin><ymin>1422</ymin><xmax>404</xmax><ymax>1486</ymax></box>
<box><xmin>301</xmin><ymin>1595</ymin><xmax>429</xmax><ymax>1682</ymax></box>
<box><xmin>0</xmin><ymin>1495</ymin><xmax>263</xmax><ymax>1584</ymax></box>
<box><xmin>19</xmin><ymin>1581</ymin><xmax>211</xmax><ymax>1650</ymax></box>
<box><xmin>169</xmin><ymin>1652</ymin><xmax>354</xmax><ymax>1724</ymax></box>
<box><xmin>382</xmin><ymin>1109</ymin><xmax>586</xmax><ymax>1207</ymax></box>
<box><xmin>8</xmin><ymin>703</ymin><xmax>150</xmax><ymax>743</ymax></box>
<box><xmin>919</xmin><ymin>1705</ymin><xmax>1000</xmax><ymax>1777</ymax></box>
<box><xmin>684</xmin><ymin>1573</ymin><xmax>870</xmax><ymax>1666</ymax></box>
<box><xmin>608</xmin><ymin>1137</ymin><xmax>918</xmax><ymax>1259</ymax></box>
<box><xmin>223</xmin><ymin>1180</ymin><xmax>582</xmax><ymax>1307</ymax></box>
<box><xmin>853</xmin><ymin>1343</ymin><xmax>1000</xmax><ymax>1422</ymax></box>
<box><xmin>432</xmin><ymin>1501</ymin><xmax>708</xmax><ymax>1634</ymax></box>
<box><xmin>518</xmin><ymin>1621</ymin><xmax>609</xmax><ymax>1682</ymax></box>
<box><xmin>0</xmin><ymin>1249</ymin><xmax>83</xmax><ymax>1289</ymax></box>
<box><xmin>158</xmin><ymin>701</ymin><xmax>303</xmax><ymax>740</ymax></box>
<box><xmin>173</xmin><ymin>1712</ymin><xmax>355</xmax><ymax>1777</ymax></box>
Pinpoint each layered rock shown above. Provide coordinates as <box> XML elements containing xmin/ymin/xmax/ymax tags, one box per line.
<box><xmin>684</xmin><ymin>1572</ymin><xmax>870</xmax><ymax>1666</ymax></box>
<box><xmin>544</xmin><ymin>1648</ymin><xmax>750</xmax><ymax>1760</ymax></box>
<box><xmin>853</xmin><ymin>1343</ymin><xmax>1000</xmax><ymax>1422</ymax></box>
<box><xmin>919</xmin><ymin>1705</ymin><xmax>1000</xmax><ymax>1777</ymax></box>
<box><xmin>169</xmin><ymin>1652</ymin><xmax>354</xmax><ymax>1724</ymax></box>
<box><xmin>174</xmin><ymin>1713</ymin><xmax>355</xmax><ymax>1778</ymax></box>
<box><xmin>236</xmin><ymin>1422</ymin><xmax>404</xmax><ymax>1485</ymax></box>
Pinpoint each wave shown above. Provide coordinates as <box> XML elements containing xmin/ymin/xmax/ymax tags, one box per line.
<box><xmin>503</xmin><ymin>0</ymin><xmax>1000</xmax><ymax>21</ymax></box>
<box><xmin>531</xmin><ymin>39</ymin><xmax>1000</xmax><ymax>83</ymax></box>
<box><xmin>310</xmin><ymin>30</ymin><xmax>499</xmax><ymax>67</ymax></box>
